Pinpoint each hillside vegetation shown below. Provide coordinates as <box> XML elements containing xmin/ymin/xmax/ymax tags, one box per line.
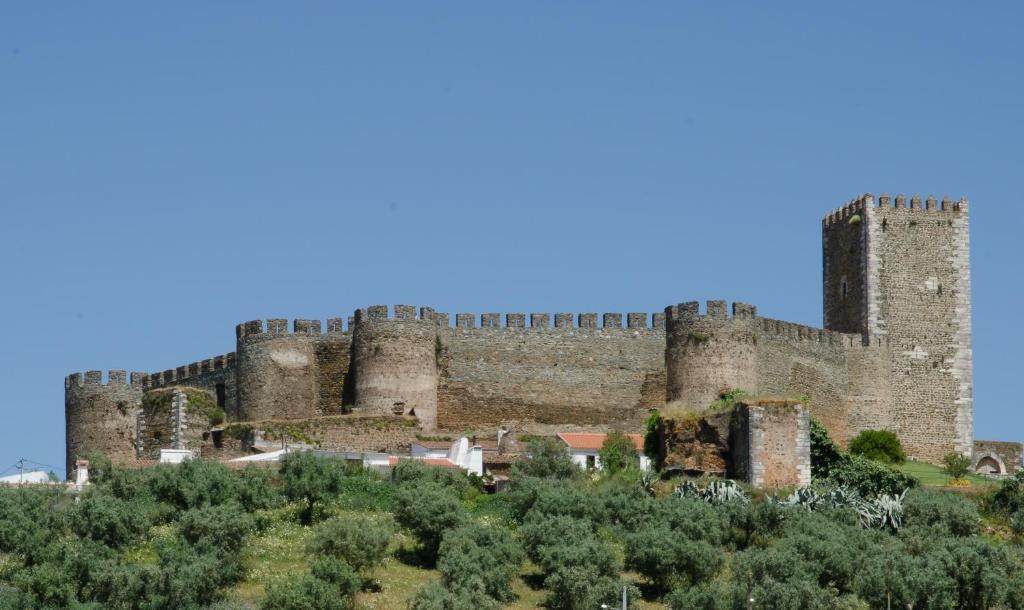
<box><xmin>2</xmin><ymin>432</ymin><xmax>1024</xmax><ymax>609</ymax></box>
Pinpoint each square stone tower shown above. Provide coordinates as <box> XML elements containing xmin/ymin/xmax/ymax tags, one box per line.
<box><xmin>822</xmin><ymin>194</ymin><xmax>972</xmax><ymax>461</ymax></box>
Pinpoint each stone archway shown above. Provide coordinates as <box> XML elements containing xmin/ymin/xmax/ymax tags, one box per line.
<box><xmin>974</xmin><ymin>453</ymin><xmax>1005</xmax><ymax>475</ymax></box>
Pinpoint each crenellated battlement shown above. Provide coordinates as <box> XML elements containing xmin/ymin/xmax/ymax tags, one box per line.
<box><xmin>664</xmin><ymin>300</ymin><xmax>759</xmax><ymax>323</ymax></box>
<box><xmin>448</xmin><ymin>311</ymin><xmax>666</xmax><ymax>330</ymax></box>
<box><xmin>145</xmin><ymin>352</ymin><xmax>237</xmax><ymax>388</ymax></box>
<box><xmin>235</xmin><ymin>317</ymin><xmax>353</xmax><ymax>340</ymax></box>
<box><xmin>758</xmin><ymin>318</ymin><xmax>861</xmax><ymax>348</ymax></box>
<box><xmin>823</xmin><ymin>193</ymin><xmax>968</xmax><ymax>227</ymax></box>
<box><xmin>65</xmin><ymin>370</ymin><xmax>150</xmax><ymax>388</ymax></box>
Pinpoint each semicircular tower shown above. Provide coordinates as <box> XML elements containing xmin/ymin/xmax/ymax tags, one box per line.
<box><xmin>65</xmin><ymin>370</ymin><xmax>144</xmax><ymax>477</ymax></box>
<box><xmin>352</xmin><ymin>305</ymin><xmax>439</xmax><ymax>430</ymax></box>
<box><xmin>665</xmin><ymin>301</ymin><xmax>759</xmax><ymax>410</ymax></box>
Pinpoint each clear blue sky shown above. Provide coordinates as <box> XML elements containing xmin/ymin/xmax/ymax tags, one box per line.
<box><xmin>1</xmin><ymin>3</ymin><xmax>1021</xmax><ymax>476</ymax></box>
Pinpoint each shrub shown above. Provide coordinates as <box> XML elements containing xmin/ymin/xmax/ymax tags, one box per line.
<box><xmin>826</xmin><ymin>455</ymin><xmax>917</xmax><ymax>497</ymax></box>
<box><xmin>598</xmin><ymin>432</ymin><xmax>639</xmax><ymax>475</ymax></box>
<box><xmin>261</xmin><ymin>574</ymin><xmax>351</xmax><ymax>610</ymax></box>
<box><xmin>643</xmin><ymin>409</ymin><xmax>661</xmax><ymax>467</ymax></box>
<box><xmin>408</xmin><ymin>581</ymin><xmax>499</xmax><ymax>610</ymax></box>
<box><xmin>809</xmin><ymin>417</ymin><xmax>845</xmax><ymax>479</ymax></box>
<box><xmin>942</xmin><ymin>452</ymin><xmax>971</xmax><ymax>480</ymax></box>
<box><xmin>543</xmin><ymin>565</ymin><xmax>638</xmax><ymax>610</ymax></box>
<box><xmin>393</xmin><ymin>482</ymin><xmax>468</xmax><ymax>562</ymax></box>
<box><xmin>391</xmin><ymin>460</ymin><xmax>476</xmax><ymax>498</ymax></box>
<box><xmin>308</xmin><ymin>515</ymin><xmax>393</xmax><ymax>576</ymax></box>
<box><xmin>989</xmin><ymin>470</ymin><xmax>1024</xmax><ymax>516</ymax></box>
<box><xmin>279</xmin><ymin>452</ymin><xmax>347</xmax><ymax>524</ymax></box>
<box><xmin>901</xmin><ymin>488</ymin><xmax>979</xmax><ymax>536</ymax></box>
<box><xmin>71</xmin><ymin>493</ymin><xmax>154</xmax><ymax>548</ymax></box>
<box><xmin>144</xmin><ymin>459</ymin><xmax>242</xmax><ymax>511</ymax></box>
<box><xmin>519</xmin><ymin>513</ymin><xmax>594</xmax><ymax>564</ymax></box>
<box><xmin>666</xmin><ymin>581</ymin><xmax>738</xmax><ymax>610</ymax></box>
<box><xmin>237</xmin><ymin>464</ymin><xmax>282</xmax><ymax>512</ymax></box>
<box><xmin>512</xmin><ymin>437</ymin><xmax>578</xmax><ymax>480</ymax></box>
<box><xmin>624</xmin><ymin>525</ymin><xmax>724</xmax><ymax>593</ymax></box>
<box><xmin>309</xmin><ymin>557</ymin><xmax>361</xmax><ymax>597</ymax></box>
<box><xmin>177</xmin><ymin>502</ymin><xmax>255</xmax><ymax>555</ymax></box>
<box><xmin>436</xmin><ymin>522</ymin><xmax>523</xmax><ymax>602</ymax></box>
<box><xmin>849</xmin><ymin>430</ymin><xmax>906</xmax><ymax>464</ymax></box>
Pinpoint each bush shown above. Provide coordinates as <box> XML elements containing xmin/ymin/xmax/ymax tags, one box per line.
<box><xmin>849</xmin><ymin>430</ymin><xmax>906</xmax><ymax>464</ymax></box>
<box><xmin>408</xmin><ymin>581</ymin><xmax>499</xmax><ymax>610</ymax></box>
<box><xmin>826</xmin><ymin>455</ymin><xmax>917</xmax><ymax>497</ymax></box>
<box><xmin>144</xmin><ymin>459</ymin><xmax>242</xmax><ymax>512</ymax></box>
<box><xmin>391</xmin><ymin>460</ymin><xmax>476</xmax><ymax>498</ymax></box>
<box><xmin>177</xmin><ymin>502</ymin><xmax>255</xmax><ymax>555</ymax></box>
<box><xmin>279</xmin><ymin>452</ymin><xmax>347</xmax><ymax>524</ymax></box>
<box><xmin>436</xmin><ymin>522</ymin><xmax>523</xmax><ymax>602</ymax></box>
<box><xmin>901</xmin><ymin>488</ymin><xmax>979</xmax><ymax>536</ymax></box>
<box><xmin>393</xmin><ymin>482</ymin><xmax>468</xmax><ymax>562</ymax></box>
<box><xmin>71</xmin><ymin>493</ymin><xmax>155</xmax><ymax>549</ymax></box>
<box><xmin>520</xmin><ymin>513</ymin><xmax>594</xmax><ymax>564</ymax></box>
<box><xmin>943</xmin><ymin>452</ymin><xmax>971</xmax><ymax>480</ymax></box>
<box><xmin>542</xmin><ymin>565</ymin><xmax>639</xmax><ymax>610</ymax></box>
<box><xmin>261</xmin><ymin>574</ymin><xmax>351</xmax><ymax>610</ymax></box>
<box><xmin>599</xmin><ymin>432</ymin><xmax>639</xmax><ymax>475</ymax></box>
<box><xmin>989</xmin><ymin>470</ymin><xmax>1024</xmax><ymax>516</ymax></box>
<box><xmin>809</xmin><ymin>417</ymin><xmax>845</xmax><ymax>479</ymax></box>
<box><xmin>309</xmin><ymin>557</ymin><xmax>361</xmax><ymax>597</ymax></box>
<box><xmin>308</xmin><ymin>515</ymin><xmax>393</xmax><ymax>575</ymax></box>
<box><xmin>624</xmin><ymin>525</ymin><xmax>724</xmax><ymax>593</ymax></box>
<box><xmin>643</xmin><ymin>410</ymin><xmax>661</xmax><ymax>467</ymax></box>
<box><xmin>512</xmin><ymin>437</ymin><xmax>578</xmax><ymax>480</ymax></box>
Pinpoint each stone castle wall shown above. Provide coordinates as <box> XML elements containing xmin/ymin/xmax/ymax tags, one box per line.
<box><xmin>437</xmin><ymin>311</ymin><xmax>665</xmax><ymax>432</ymax></box>
<box><xmin>64</xmin><ymin>194</ymin><xmax>982</xmax><ymax>473</ymax></box>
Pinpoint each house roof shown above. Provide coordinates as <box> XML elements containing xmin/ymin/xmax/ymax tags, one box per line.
<box><xmin>388</xmin><ymin>456</ymin><xmax>463</xmax><ymax>470</ymax></box>
<box><xmin>557</xmin><ymin>433</ymin><xmax>644</xmax><ymax>452</ymax></box>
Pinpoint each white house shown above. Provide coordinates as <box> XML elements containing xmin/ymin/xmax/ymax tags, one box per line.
<box><xmin>409</xmin><ymin>437</ymin><xmax>484</xmax><ymax>476</ymax></box>
<box><xmin>557</xmin><ymin>433</ymin><xmax>651</xmax><ymax>472</ymax></box>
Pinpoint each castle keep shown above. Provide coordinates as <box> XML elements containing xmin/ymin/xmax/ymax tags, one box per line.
<box><xmin>66</xmin><ymin>195</ymin><xmax>994</xmax><ymax>476</ymax></box>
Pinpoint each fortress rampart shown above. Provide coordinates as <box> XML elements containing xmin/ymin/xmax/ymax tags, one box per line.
<box><xmin>64</xmin><ymin>193</ymin><xmax>987</xmax><ymax>472</ymax></box>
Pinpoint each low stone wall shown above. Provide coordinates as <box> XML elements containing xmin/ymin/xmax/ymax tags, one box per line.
<box><xmin>223</xmin><ymin>414</ymin><xmax>420</xmax><ymax>454</ymax></box>
<box><xmin>973</xmin><ymin>440</ymin><xmax>1022</xmax><ymax>476</ymax></box>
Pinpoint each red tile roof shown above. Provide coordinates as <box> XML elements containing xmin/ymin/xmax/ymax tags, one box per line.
<box><xmin>387</xmin><ymin>456</ymin><xmax>463</xmax><ymax>470</ymax></box>
<box><xmin>557</xmin><ymin>433</ymin><xmax>644</xmax><ymax>452</ymax></box>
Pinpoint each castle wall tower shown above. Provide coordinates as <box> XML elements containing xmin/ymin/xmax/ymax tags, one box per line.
<box><xmin>823</xmin><ymin>193</ymin><xmax>973</xmax><ymax>460</ymax></box>
<box><xmin>665</xmin><ymin>301</ymin><xmax>758</xmax><ymax>409</ymax></box>
<box><xmin>65</xmin><ymin>370</ymin><xmax>144</xmax><ymax>477</ymax></box>
<box><xmin>235</xmin><ymin>319</ymin><xmax>350</xmax><ymax>421</ymax></box>
<box><xmin>352</xmin><ymin>305</ymin><xmax>439</xmax><ymax>429</ymax></box>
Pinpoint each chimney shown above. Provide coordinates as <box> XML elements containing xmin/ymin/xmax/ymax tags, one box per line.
<box><xmin>74</xmin><ymin>460</ymin><xmax>89</xmax><ymax>486</ymax></box>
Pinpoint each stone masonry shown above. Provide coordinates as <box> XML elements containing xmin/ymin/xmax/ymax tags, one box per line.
<box><xmin>65</xmin><ymin>194</ymin><xmax>1003</xmax><ymax>477</ymax></box>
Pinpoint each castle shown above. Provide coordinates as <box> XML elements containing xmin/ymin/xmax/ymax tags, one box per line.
<box><xmin>66</xmin><ymin>194</ymin><xmax>1017</xmax><ymax>478</ymax></box>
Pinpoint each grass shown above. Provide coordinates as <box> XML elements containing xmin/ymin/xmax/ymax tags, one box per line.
<box><xmin>898</xmin><ymin>459</ymin><xmax>996</xmax><ymax>489</ymax></box>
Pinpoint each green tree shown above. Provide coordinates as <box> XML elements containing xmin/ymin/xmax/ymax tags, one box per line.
<box><xmin>624</xmin><ymin>525</ymin><xmax>724</xmax><ymax>594</ymax></box>
<box><xmin>598</xmin><ymin>431</ymin><xmax>639</xmax><ymax>475</ymax></box>
<box><xmin>409</xmin><ymin>581</ymin><xmax>499</xmax><ymax>610</ymax></box>
<box><xmin>393</xmin><ymin>482</ymin><xmax>468</xmax><ymax>563</ymax></box>
<box><xmin>279</xmin><ymin>452</ymin><xmax>347</xmax><ymax>525</ymax></box>
<box><xmin>942</xmin><ymin>452</ymin><xmax>971</xmax><ymax>481</ymax></box>
<box><xmin>71</xmin><ymin>493</ymin><xmax>155</xmax><ymax>548</ymax></box>
<box><xmin>308</xmin><ymin>515</ymin><xmax>393</xmax><ymax>577</ymax></box>
<box><xmin>512</xmin><ymin>437</ymin><xmax>578</xmax><ymax>480</ymax></box>
<box><xmin>309</xmin><ymin>557</ymin><xmax>361</xmax><ymax>598</ymax></box>
<box><xmin>261</xmin><ymin>574</ymin><xmax>351</xmax><ymax>610</ymax></box>
<box><xmin>436</xmin><ymin>522</ymin><xmax>523</xmax><ymax>602</ymax></box>
<box><xmin>848</xmin><ymin>430</ymin><xmax>906</xmax><ymax>464</ymax></box>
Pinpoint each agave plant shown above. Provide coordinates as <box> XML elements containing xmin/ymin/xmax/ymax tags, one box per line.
<box><xmin>870</xmin><ymin>490</ymin><xmax>906</xmax><ymax>531</ymax></box>
<box><xmin>674</xmin><ymin>480</ymin><xmax>702</xmax><ymax>500</ymax></box>
<box><xmin>637</xmin><ymin>472</ymin><xmax>657</xmax><ymax>497</ymax></box>
<box><xmin>778</xmin><ymin>486</ymin><xmax>822</xmax><ymax>511</ymax></box>
<box><xmin>675</xmin><ymin>479</ymin><xmax>749</xmax><ymax>504</ymax></box>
